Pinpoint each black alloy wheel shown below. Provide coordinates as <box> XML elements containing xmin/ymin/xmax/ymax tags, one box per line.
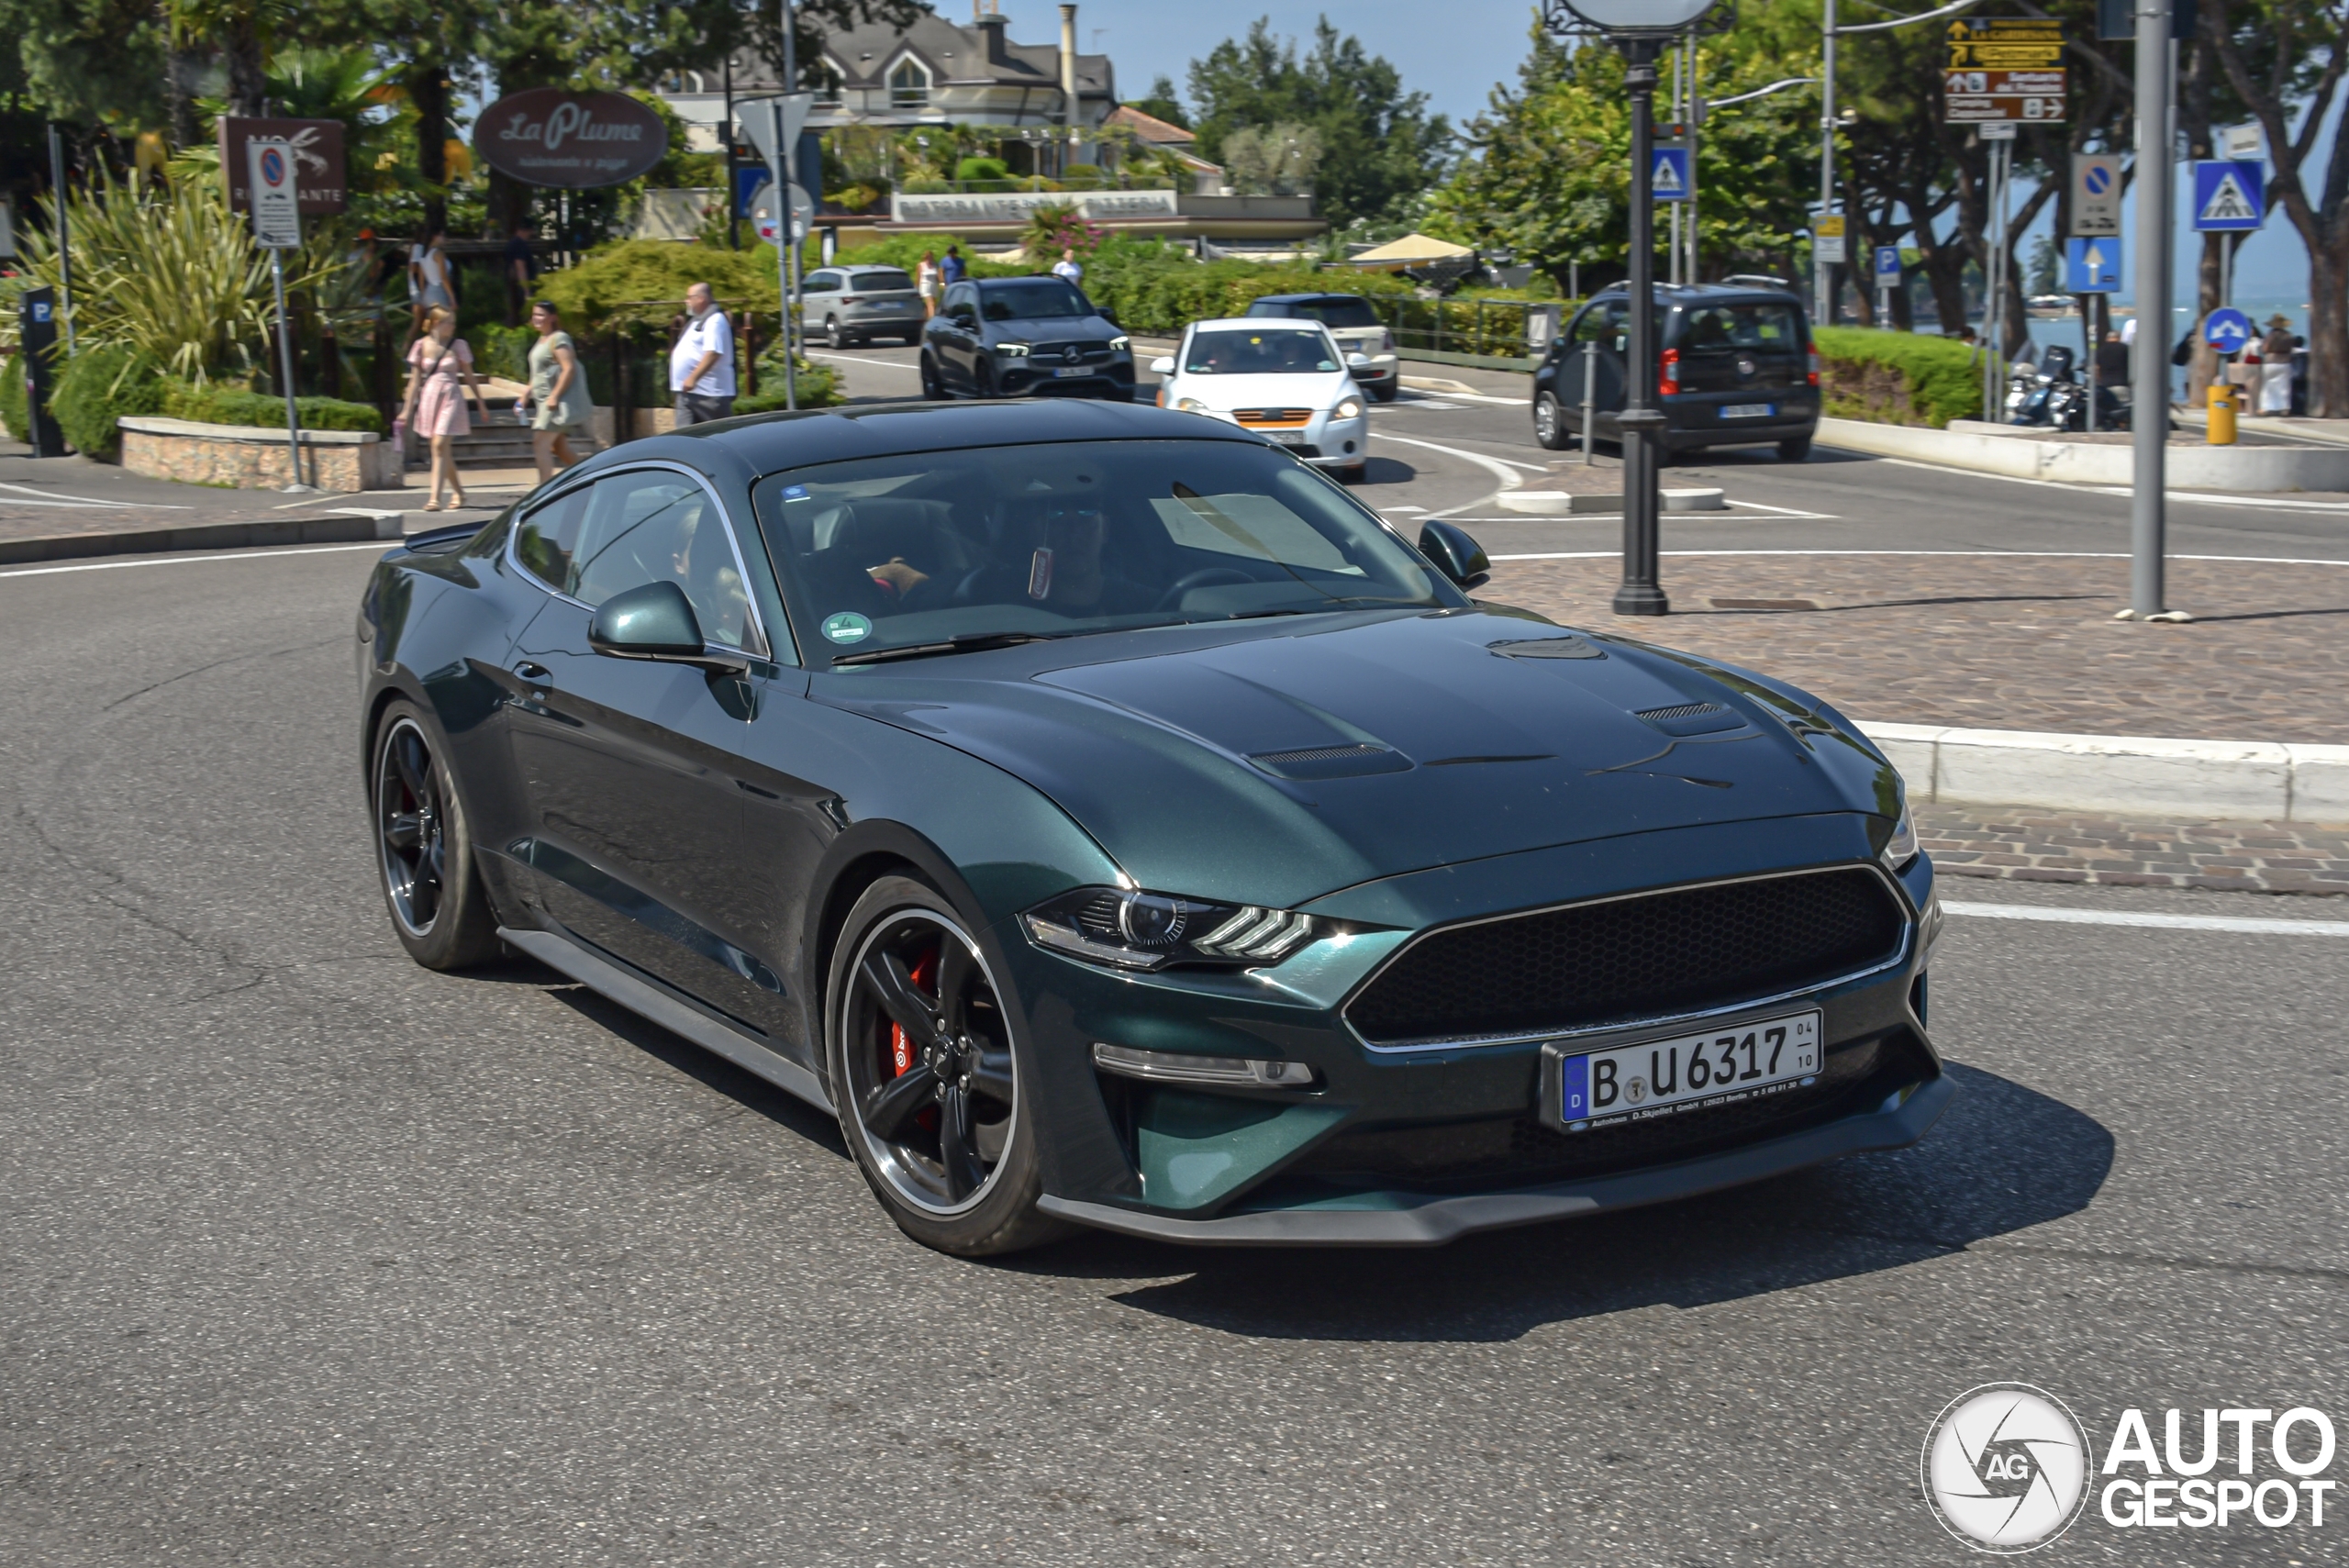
<box><xmin>826</xmin><ymin>877</ymin><xmax>1063</xmax><ymax>1254</ymax></box>
<box><xmin>372</xmin><ymin>702</ymin><xmax>500</xmax><ymax>970</ymax></box>
<box><xmin>1533</xmin><ymin>391</ymin><xmax>1570</xmax><ymax>450</ymax></box>
<box><xmin>918</xmin><ymin>351</ymin><xmax>946</xmax><ymax>400</ymax></box>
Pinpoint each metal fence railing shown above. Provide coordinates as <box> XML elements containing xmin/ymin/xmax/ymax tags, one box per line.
<box><xmin>1363</xmin><ymin>297</ymin><xmax>1566</xmax><ymax>366</ymax></box>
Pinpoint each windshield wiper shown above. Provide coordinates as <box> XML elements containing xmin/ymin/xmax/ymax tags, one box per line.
<box><xmin>829</xmin><ymin>629</ymin><xmax>1065</xmax><ymax>667</ymax></box>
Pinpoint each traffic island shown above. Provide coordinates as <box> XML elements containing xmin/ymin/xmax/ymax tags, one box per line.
<box><xmin>1817</xmin><ymin>415</ymin><xmax>2349</xmax><ymax>491</ymax></box>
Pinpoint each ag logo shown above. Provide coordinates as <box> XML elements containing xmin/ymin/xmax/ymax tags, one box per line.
<box><xmin>1921</xmin><ymin>1383</ymin><xmax>2089</xmax><ymax>1552</ymax></box>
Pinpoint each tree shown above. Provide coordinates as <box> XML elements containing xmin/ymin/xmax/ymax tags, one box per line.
<box><xmin>0</xmin><ymin>0</ymin><xmax>169</xmax><ymax>129</ymax></box>
<box><xmin>1131</xmin><ymin>75</ymin><xmax>1189</xmax><ymax>129</ymax></box>
<box><xmin>2206</xmin><ymin>0</ymin><xmax>2349</xmax><ymax>415</ymax></box>
<box><xmin>1186</xmin><ymin>17</ymin><xmax>1451</xmax><ymax>228</ymax></box>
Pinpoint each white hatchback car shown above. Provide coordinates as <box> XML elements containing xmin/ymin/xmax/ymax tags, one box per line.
<box><xmin>1151</xmin><ymin>318</ymin><xmax>1371</xmax><ymax>481</ymax></box>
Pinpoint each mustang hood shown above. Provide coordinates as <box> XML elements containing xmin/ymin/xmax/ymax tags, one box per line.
<box><xmin>816</xmin><ymin>607</ymin><xmax>1898</xmax><ymax>909</ymax></box>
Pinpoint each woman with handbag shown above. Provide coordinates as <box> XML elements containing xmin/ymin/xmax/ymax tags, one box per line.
<box><xmin>526</xmin><ymin>300</ymin><xmax>594</xmax><ymax>484</ymax></box>
<box><xmin>399</xmin><ymin>306</ymin><xmax>488</xmax><ymax>512</ymax></box>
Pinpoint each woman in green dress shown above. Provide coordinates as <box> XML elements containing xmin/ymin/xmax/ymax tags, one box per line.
<box><xmin>527</xmin><ymin>300</ymin><xmax>594</xmax><ymax>484</ymax></box>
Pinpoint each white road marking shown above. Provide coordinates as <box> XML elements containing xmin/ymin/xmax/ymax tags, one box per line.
<box><xmin>806</xmin><ymin>349</ymin><xmax>925</xmax><ymax>371</ymax></box>
<box><xmin>0</xmin><ymin>542</ymin><xmax>393</xmax><ymax>581</ymax></box>
<box><xmin>1378</xmin><ymin>505</ymin><xmax>1429</xmax><ymax>513</ymax></box>
<box><xmin>1480</xmin><ymin>548</ymin><xmax>2349</xmax><ymax>565</ymax></box>
<box><xmin>1724</xmin><ymin>498</ymin><xmax>1841</xmax><ymax>518</ymax></box>
<box><xmin>1385</xmin><ymin>399</ymin><xmax>1462</xmax><ymax>410</ymax></box>
<box><xmin>0</xmin><ymin>482</ymin><xmax>187</xmax><ymax>510</ymax></box>
<box><xmin>1371</xmin><ymin>432</ymin><xmax>1547</xmax><ymax>475</ymax></box>
<box><xmin>1401</xmin><ymin>386</ymin><xmax>1524</xmax><ymax>407</ymax></box>
<box><xmin>1944</xmin><ymin>902</ymin><xmax>2349</xmax><ymax>938</ymax></box>
<box><xmin>1856</xmin><ymin>452</ymin><xmax>2349</xmax><ymax>509</ymax></box>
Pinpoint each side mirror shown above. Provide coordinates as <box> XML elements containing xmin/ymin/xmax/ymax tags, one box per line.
<box><xmin>587</xmin><ymin>580</ymin><xmax>750</xmax><ymax>672</ymax></box>
<box><xmin>1417</xmin><ymin>520</ymin><xmax>1491</xmax><ymax>593</ymax></box>
<box><xmin>1347</xmin><ymin>351</ymin><xmax>1371</xmax><ymax>370</ymax></box>
<box><xmin>1150</xmin><ymin>356</ymin><xmax>1175</xmax><ymax>375</ymax></box>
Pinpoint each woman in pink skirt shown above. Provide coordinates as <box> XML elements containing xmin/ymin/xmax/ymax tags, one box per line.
<box><xmin>400</xmin><ymin>306</ymin><xmax>488</xmax><ymax>511</ymax></box>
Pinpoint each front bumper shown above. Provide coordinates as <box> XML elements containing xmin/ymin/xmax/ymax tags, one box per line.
<box><xmin>1041</xmin><ymin>1073</ymin><xmax>1952</xmax><ymax>1245</ymax></box>
<box><xmin>998</xmin><ymin>357</ymin><xmax>1136</xmax><ymax>396</ymax></box>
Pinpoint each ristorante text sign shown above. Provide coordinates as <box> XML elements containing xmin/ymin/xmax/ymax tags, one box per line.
<box><xmin>473</xmin><ymin>90</ymin><xmax>669</xmax><ymax>189</ymax></box>
<box><xmin>217</xmin><ymin>117</ymin><xmax>347</xmax><ymax>214</ymax></box>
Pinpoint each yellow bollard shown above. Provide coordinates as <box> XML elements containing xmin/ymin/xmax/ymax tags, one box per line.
<box><xmin>2207</xmin><ymin>381</ymin><xmax>2238</xmax><ymax>445</ymax></box>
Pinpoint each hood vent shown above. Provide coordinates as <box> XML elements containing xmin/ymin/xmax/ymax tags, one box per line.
<box><xmin>1248</xmin><ymin>742</ymin><xmax>1414</xmax><ymax>780</ymax></box>
<box><xmin>1489</xmin><ymin>636</ymin><xmax>1604</xmax><ymax>660</ymax></box>
<box><xmin>1635</xmin><ymin>701</ymin><xmax>1751</xmax><ymax>738</ymax></box>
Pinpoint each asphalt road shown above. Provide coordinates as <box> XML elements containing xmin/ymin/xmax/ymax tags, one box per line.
<box><xmin>3</xmin><ymin>533</ymin><xmax>2345</xmax><ymax>1566</ymax></box>
<box><xmin>813</xmin><ymin>341</ymin><xmax>2349</xmax><ymax>565</ymax></box>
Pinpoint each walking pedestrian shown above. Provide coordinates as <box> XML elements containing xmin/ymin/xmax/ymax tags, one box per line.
<box><xmin>504</xmin><ymin>221</ymin><xmax>539</xmax><ymax>327</ymax></box>
<box><xmin>941</xmin><ymin>244</ymin><xmax>966</xmax><ymax>285</ymax></box>
<box><xmin>408</xmin><ymin>228</ymin><xmax>452</xmax><ymax>339</ymax></box>
<box><xmin>918</xmin><ymin>249</ymin><xmax>940</xmax><ymax>317</ymax></box>
<box><xmin>671</xmin><ymin>282</ymin><xmax>738</xmax><ymax>427</ymax></box>
<box><xmin>526</xmin><ymin>300</ymin><xmax>593</xmax><ymax>484</ymax></box>
<box><xmin>1052</xmin><ymin>246</ymin><xmax>1083</xmax><ymax>285</ymax></box>
<box><xmin>399</xmin><ymin>306</ymin><xmax>487</xmax><ymax>512</ymax></box>
<box><xmin>2258</xmin><ymin>315</ymin><xmax>2296</xmax><ymax>416</ymax></box>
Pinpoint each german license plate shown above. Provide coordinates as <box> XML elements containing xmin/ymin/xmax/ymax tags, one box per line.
<box><xmin>1266</xmin><ymin>428</ymin><xmax>1310</xmax><ymax>444</ymax></box>
<box><xmin>1052</xmin><ymin>365</ymin><xmax>1091</xmax><ymax>377</ymax></box>
<box><xmin>1551</xmin><ymin>1010</ymin><xmax>1820</xmax><ymax>1131</ymax></box>
<box><xmin>1721</xmin><ymin>403</ymin><xmax>1775</xmax><ymax>419</ymax></box>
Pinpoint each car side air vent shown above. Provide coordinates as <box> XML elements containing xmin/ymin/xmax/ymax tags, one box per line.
<box><xmin>1248</xmin><ymin>743</ymin><xmax>1414</xmax><ymax>780</ymax></box>
<box><xmin>1634</xmin><ymin>701</ymin><xmax>1751</xmax><ymax>738</ymax></box>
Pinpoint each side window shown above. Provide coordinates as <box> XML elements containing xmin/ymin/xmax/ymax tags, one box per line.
<box><xmin>946</xmin><ymin>284</ymin><xmax>976</xmax><ymax>323</ymax></box>
<box><xmin>563</xmin><ymin>472</ymin><xmax>761</xmax><ymax>651</ymax></box>
<box><xmin>513</xmin><ymin>486</ymin><xmax>588</xmax><ymax>591</ymax></box>
<box><xmin>805</xmin><ymin>271</ymin><xmax>840</xmax><ymax>294</ymax></box>
<box><xmin>1572</xmin><ymin>304</ymin><xmax>1627</xmax><ymax>352</ymax></box>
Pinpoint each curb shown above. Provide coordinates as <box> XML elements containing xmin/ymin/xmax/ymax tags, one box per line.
<box><xmin>1816</xmin><ymin>416</ymin><xmax>2349</xmax><ymax>492</ymax></box>
<box><xmin>1497</xmin><ymin>487</ymin><xmax>1726</xmax><ymax>515</ymax></box>
<box><xmin>0</xmin><ymin>510</ymin><xmax>406</xmax><ymax>567</ymax></box>
<box><xmin>1857</xmin><ymin>721</ymin><xmax>2349</xmax><ymax>824</ymax></box>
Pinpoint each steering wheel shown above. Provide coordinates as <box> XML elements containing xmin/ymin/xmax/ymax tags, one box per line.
<box><xmin>1153</xmin><ymin>567</ymin><xmax>1255</xmax><ymax>612</ymax></box>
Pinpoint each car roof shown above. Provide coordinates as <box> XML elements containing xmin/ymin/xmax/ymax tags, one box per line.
<box><xmin>1249</xmin><ymin>293</ymin><xmax>1365</xmax><ymax>305</ymax></box>
<box><xmin>1588</xmin><ymin>282</ymin><xmax>1805</xmax><ymax>306</ymax></box>
<box><xmin>968</xmin><ymin>274</ymin><xmax>1077</xmax><ymax>285</ymax></box>
<box><xmin>571</xmin><ymin>400</ymin><xmax>1265</xmax><ymax>486</ymax></box>
<box><xmin>1187</xmin><ymin>317</ymin><xmax>1333</xmax><ymax>332</ymax></box>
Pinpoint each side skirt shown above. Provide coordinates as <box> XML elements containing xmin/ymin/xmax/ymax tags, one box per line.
<box><xmin>499</xmin><ymin>925</ymin><xmax>834</xmax><ymax>1115</ymax></box>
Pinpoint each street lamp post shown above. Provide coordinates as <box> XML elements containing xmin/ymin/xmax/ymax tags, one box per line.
<box><xmin>1546</xmin><ymin>0</ymin><xmax>1720</xmax><ymax>617</ymax></box>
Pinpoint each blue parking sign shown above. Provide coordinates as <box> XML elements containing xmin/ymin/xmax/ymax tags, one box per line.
<box><xmin>2064</xmin><ymin>236</ymin><xmax>2121</xmax><ymax>293</ymax></box>
<box><xmin>1875</xmin><ymin>246</ymin><xmax>1902</xmax><ymax>282</ymax></box>
<box><xmin>1652</xmin><ymin>146</ymin><xmax>1690</xmax><ymax>203</ymax></box>
<box><xmin>2192</xmin><ymin>160</ymin><xmax>2265</xmax><ymax>232</ymax></box>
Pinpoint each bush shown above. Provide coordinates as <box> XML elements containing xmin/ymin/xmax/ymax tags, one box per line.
<box><xmin>471</xmin><ymin>323</ymin><xmax>537</xmax><ymax>385</ymax></box>
<box><xmin>738</xmin><ymin>351</ymin><xmax>841</xmax><ymax>412</ymax></box>
<box><xmin>2</xmin><ymin>350</ymin><xmax>31</xmax><ymax>441</ymax></box>
<box><xmin>954</xmin><ymin>156</ymin><xmax>1011</xmax><ymax>183</ymax></box>
<box><xmin>1081</xmin><ymin>242</ymin><xmax>1411</xmax><ymax>338</ymax></box>
<box><xmin>1812</xmin><ymin>326</ymin><xmax>1984</xmax><ymax>428</ymax></box>
<box><xmin>161</xmin><ymin>380</ymin><xmax>387</xmax><ymax>435</ymax></box>
<box><xmin>51</xmin><ymin>343</ymin><xmax>167</xmax><ymax>460</ymax></box>
<box><xmin>537</xmin><ymin>239</ymin><xmax>785</xmax><ymax>336</ymax></box>
<box><xmin>828</xmin><ymin>235</ymin><xmax>1030</xmax><ymax>278</ymax></box>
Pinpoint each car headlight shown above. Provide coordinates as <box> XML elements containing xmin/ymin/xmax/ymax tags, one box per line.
<box><xmin>1881</xmin><ymin>801</ymin><xmax>1920</xmax><ymax>872</ymax></box>
<box><xmin>997</xmin><ymin>340</ymin><xmax>1030</xmax><ymax>358</ymax></box>
<box><xmin>1174</xmin><ymin>396</ymin><xmax>1210</xmax><ymax>413</ymax></box>
<box><xmin>1108</xmin><ymin>335</ymin><xmax>1130</xmax><ymax>352</ymax></box>
<box><xmin>1022</xmin><ymin>887</ymin><xmax>1319</xmax><ymax>971</ymax></box>
<box><xmin>1333</xmin><ymin>396</ymin><xmax>1364</xmax><ymax>420</ymax></box>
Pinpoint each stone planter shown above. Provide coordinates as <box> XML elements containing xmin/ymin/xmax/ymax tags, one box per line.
<box><xmin>118</xmin><ymin>416</ymin><xmax>400</xmax><ymax>493</ymax></box>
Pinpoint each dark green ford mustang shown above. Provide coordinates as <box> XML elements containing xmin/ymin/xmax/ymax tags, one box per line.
<box><xmin>356</xmin><ymin>400</ymin><xmax>1948</xmax><ymax>1255</ymax></box>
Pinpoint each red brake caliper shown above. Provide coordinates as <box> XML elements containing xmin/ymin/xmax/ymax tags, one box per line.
<box><xmin>888</xmin><ymin>949</ymin><xmax>940</xmax><ymax>1078</ymax></box>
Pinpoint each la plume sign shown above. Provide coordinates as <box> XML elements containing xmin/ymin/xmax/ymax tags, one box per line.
<box><xmin>473</xmin><ymin>90</ymin><xmax>668</xmax><ymax>188</ymax></box>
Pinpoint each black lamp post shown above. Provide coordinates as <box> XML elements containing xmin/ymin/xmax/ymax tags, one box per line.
<box><xmin>1544</xmin><ymin>0</ymin><xmax>1725</xmax><ymax>617</ymax></box>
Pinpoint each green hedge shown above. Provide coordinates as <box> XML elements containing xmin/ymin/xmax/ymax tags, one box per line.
<box><xmin>538</xmin><ymin>239</ymin><xmax>787</xmax><ymax>334</ymax></box>
<box><xmin>2</xmin><ymin>350</ymin><xmax>30</xmax><ymax>442</ymax></box>
<box><xmin>737</xmin><ymin>351</ymin><xmax>841</xmax><ymax>412</ymax></box>
<box><xmin>52</xmin><ymin>344</ymin><xmax>167</xmax><ymax>460</ymax></box>
<box><xmin>1811</xmin><ymin>326</ymin><xmax>1984</xmax><ymax>428</ymax></box>
<box><xmin>161</xmin><ymin>381</ymin><xmax>387</xmax><ymax>435</ymax></box>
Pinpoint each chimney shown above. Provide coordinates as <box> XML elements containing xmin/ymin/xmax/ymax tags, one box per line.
<box><xmin>1059</xmin><ymin>4</ymin><xmax>1080</xmax><ymax>144</ymax></box>
<box><xmin>974</xmin><ymin>5</ymin><xmax>1010</xmax><ymax>67</ymax></box>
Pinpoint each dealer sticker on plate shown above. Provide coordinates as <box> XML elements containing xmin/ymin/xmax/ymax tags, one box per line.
<box><xmin>1551</xmin><ymin>1010</ymin><xmax>1820</xmax><ymax>1131</ymax></box>
<box><xmin>1721</xmin><ymin>403</ymin><xmax>1775</xmax><ymax>419</ymax></box>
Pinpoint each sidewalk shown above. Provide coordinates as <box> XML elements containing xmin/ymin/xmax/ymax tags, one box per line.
<box><xmin>1918</xmin><ymin>806</ymin><xmax>2349</xmax><ymax>895</ymax></box>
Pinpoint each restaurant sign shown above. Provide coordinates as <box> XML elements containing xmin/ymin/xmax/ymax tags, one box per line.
<box><xmin>473</xmin><ymin>89</ymin><xmax>669</xmax><ymax>189</ymax></box>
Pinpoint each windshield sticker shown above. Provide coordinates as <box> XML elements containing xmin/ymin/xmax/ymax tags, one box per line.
<box><xmin>782</xmin><ymin>484</ymin><xmax>810</xmax><ymax>502</ymax></box>
<box><xmin>821</xmin><ymin>611</ymin><xmax>873</xmax><ymax>644</ymax></box>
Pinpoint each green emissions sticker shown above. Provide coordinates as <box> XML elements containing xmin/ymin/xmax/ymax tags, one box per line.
<box><xmin>821</xmin><ymin>611</ymin><xmax>873</xmax><ymax>645</ymax></box>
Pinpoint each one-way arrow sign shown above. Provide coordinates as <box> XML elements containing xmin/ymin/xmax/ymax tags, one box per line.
<box><xmin>2192</xmin><ymin>159</ymin><xmax>2265</xmax><ymax>232</ymax></box>
<box><xmin>2065</xmin><ymin>235</ymin><xmax>2121</xmax><ymax>293</ymax></box>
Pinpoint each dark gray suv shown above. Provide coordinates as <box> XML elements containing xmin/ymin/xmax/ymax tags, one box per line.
<box><xmin>919</xmin><ymin>277</ymin><xmax>1136</xmax><ymax>402</ymax></box>
<box><xmin>1533</xmin><ymin>284</ymin><xmax>1821</xmax><ymax>462</ymax></box>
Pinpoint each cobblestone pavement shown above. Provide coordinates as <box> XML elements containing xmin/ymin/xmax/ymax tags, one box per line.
<box><xmin>1919</xmin><ymin>806</ymin><xmax>2349</xmax><ymax>895</ymax></box>
<box><xmin>1485</xmin><ymin>550</ymin><xmax>2349</xmax><ymax>742</ymax></box>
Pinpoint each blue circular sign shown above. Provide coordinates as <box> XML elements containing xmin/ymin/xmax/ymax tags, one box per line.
<box><xmin>2204</xmin><ymin>306</ymin><xmax>2253</xmax><ymax>353</ymax></box>
<box><xmin>2083</xmin><ymin>164</ymin><xmax>2112</xmax><ymax>196</ymax></box>
<box><xmin>259</xmin><ymin>146</ymin><xmax>285</xmax><ymax>184</ymax></box>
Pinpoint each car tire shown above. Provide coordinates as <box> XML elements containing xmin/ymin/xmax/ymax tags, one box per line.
<box><xmin>824</xmin><ymin>316</ymin><xmax>844</xmax><ymax>350</ymax></box>
<box><xmin>1777</xmin><ymin>437</ymin><xmax>1812</xmax><ymax>462</ymax></box>
<box><xmin>900</xmin><ymin>332</ymin><xmax>921</xmax><ymax>347</ymax></box>
<box><xmin>918</xmin><ymin>351</ymin><xmax>946</xmax><ymax>401</ymax></box>
<box><xmin>1371</xmin><ymin>381</ymin><xmax>1398</xmax><ymax>403</ymax></box>
<box><xmin>974</xmin><ymin>363</ymin><xmax>998</xmax><ymax>399</ymax></box>
<box><xmin>1534</xmin><ymin>391</ymin><xmax>1571</xmax><ymax>450</ymax></box>
<box><xmin>825</xmin><ymin>875</ymin><xmax>1070</xmax><ymax>1257</ymax></box>
<box><xmin>371</xmin><ymin>701</ymin><xmax>502</xmax><ymax>972</ymax></box>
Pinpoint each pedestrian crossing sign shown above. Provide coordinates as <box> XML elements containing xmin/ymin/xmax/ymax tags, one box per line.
<box><xmin>1652</xmin><ymin>147</ymin><xmax>1690</xmax><ymax>203</ymax></box>
<box><xmin>2192</xmin><ymin>160</ymin><xmax>2265</xmax><ymax>232</ymax></box>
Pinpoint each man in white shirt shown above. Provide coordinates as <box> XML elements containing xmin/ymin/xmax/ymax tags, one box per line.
<box><xmin>671</xmin><ymin>282</ymin><xmax>737</xmax><ymax>426</ymax></box>
<box><xmin>1052</xmin><ymin>248</ymin><xmax>1083</xmax><ymax>286</ymax></box>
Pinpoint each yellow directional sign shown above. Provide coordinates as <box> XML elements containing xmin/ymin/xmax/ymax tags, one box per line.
<box><xmin>1947</xmin><ymin>17</ymin><xmax>2064</xmax><ymax>69</ymax></box>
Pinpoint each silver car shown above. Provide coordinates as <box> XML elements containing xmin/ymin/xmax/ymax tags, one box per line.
<box><xmin>802</xmin><ymin>265</ymin><xmax>926</xmax><ymax>348</ymax></box>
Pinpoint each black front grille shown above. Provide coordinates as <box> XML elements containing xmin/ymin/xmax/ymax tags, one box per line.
<box><xmin>1345</xmin><ymin>868</ymin><xmax>1906</xmax><ymax>1047</ymax></box>
<box><xmin>1031</xmin><ymin>339</ymin><xmax>1113</xmax><ymax>362</ymax></box>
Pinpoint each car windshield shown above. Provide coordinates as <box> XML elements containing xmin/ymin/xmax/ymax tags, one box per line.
<box><xmin>1676</xmin><ymin>302</ymin><xmax>1802</xmax><ymax>356</ymax></box>
<box><xmin>1183</xmin><ymin>328</ymin><xmax>1339</xmax><ymax>375</ymax></box>
<box><xmin>751</xmin><ymin>439</ymin><xmax>1459</xmax><ymax>663</ymax></box>
<box><xmin>1253</xmin><ymin>297</ymin><xmax>1381</xmax><ymax>329</ymax></box>
<box><xmin>852</xmin><ymin>269</ymin><xmax>915</xmax><ymax>292</ymax></box>
<box><xmin>979</xmin><ymin>281</ymin><xmax>1090</xmax><ymax>321</ymax></box>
